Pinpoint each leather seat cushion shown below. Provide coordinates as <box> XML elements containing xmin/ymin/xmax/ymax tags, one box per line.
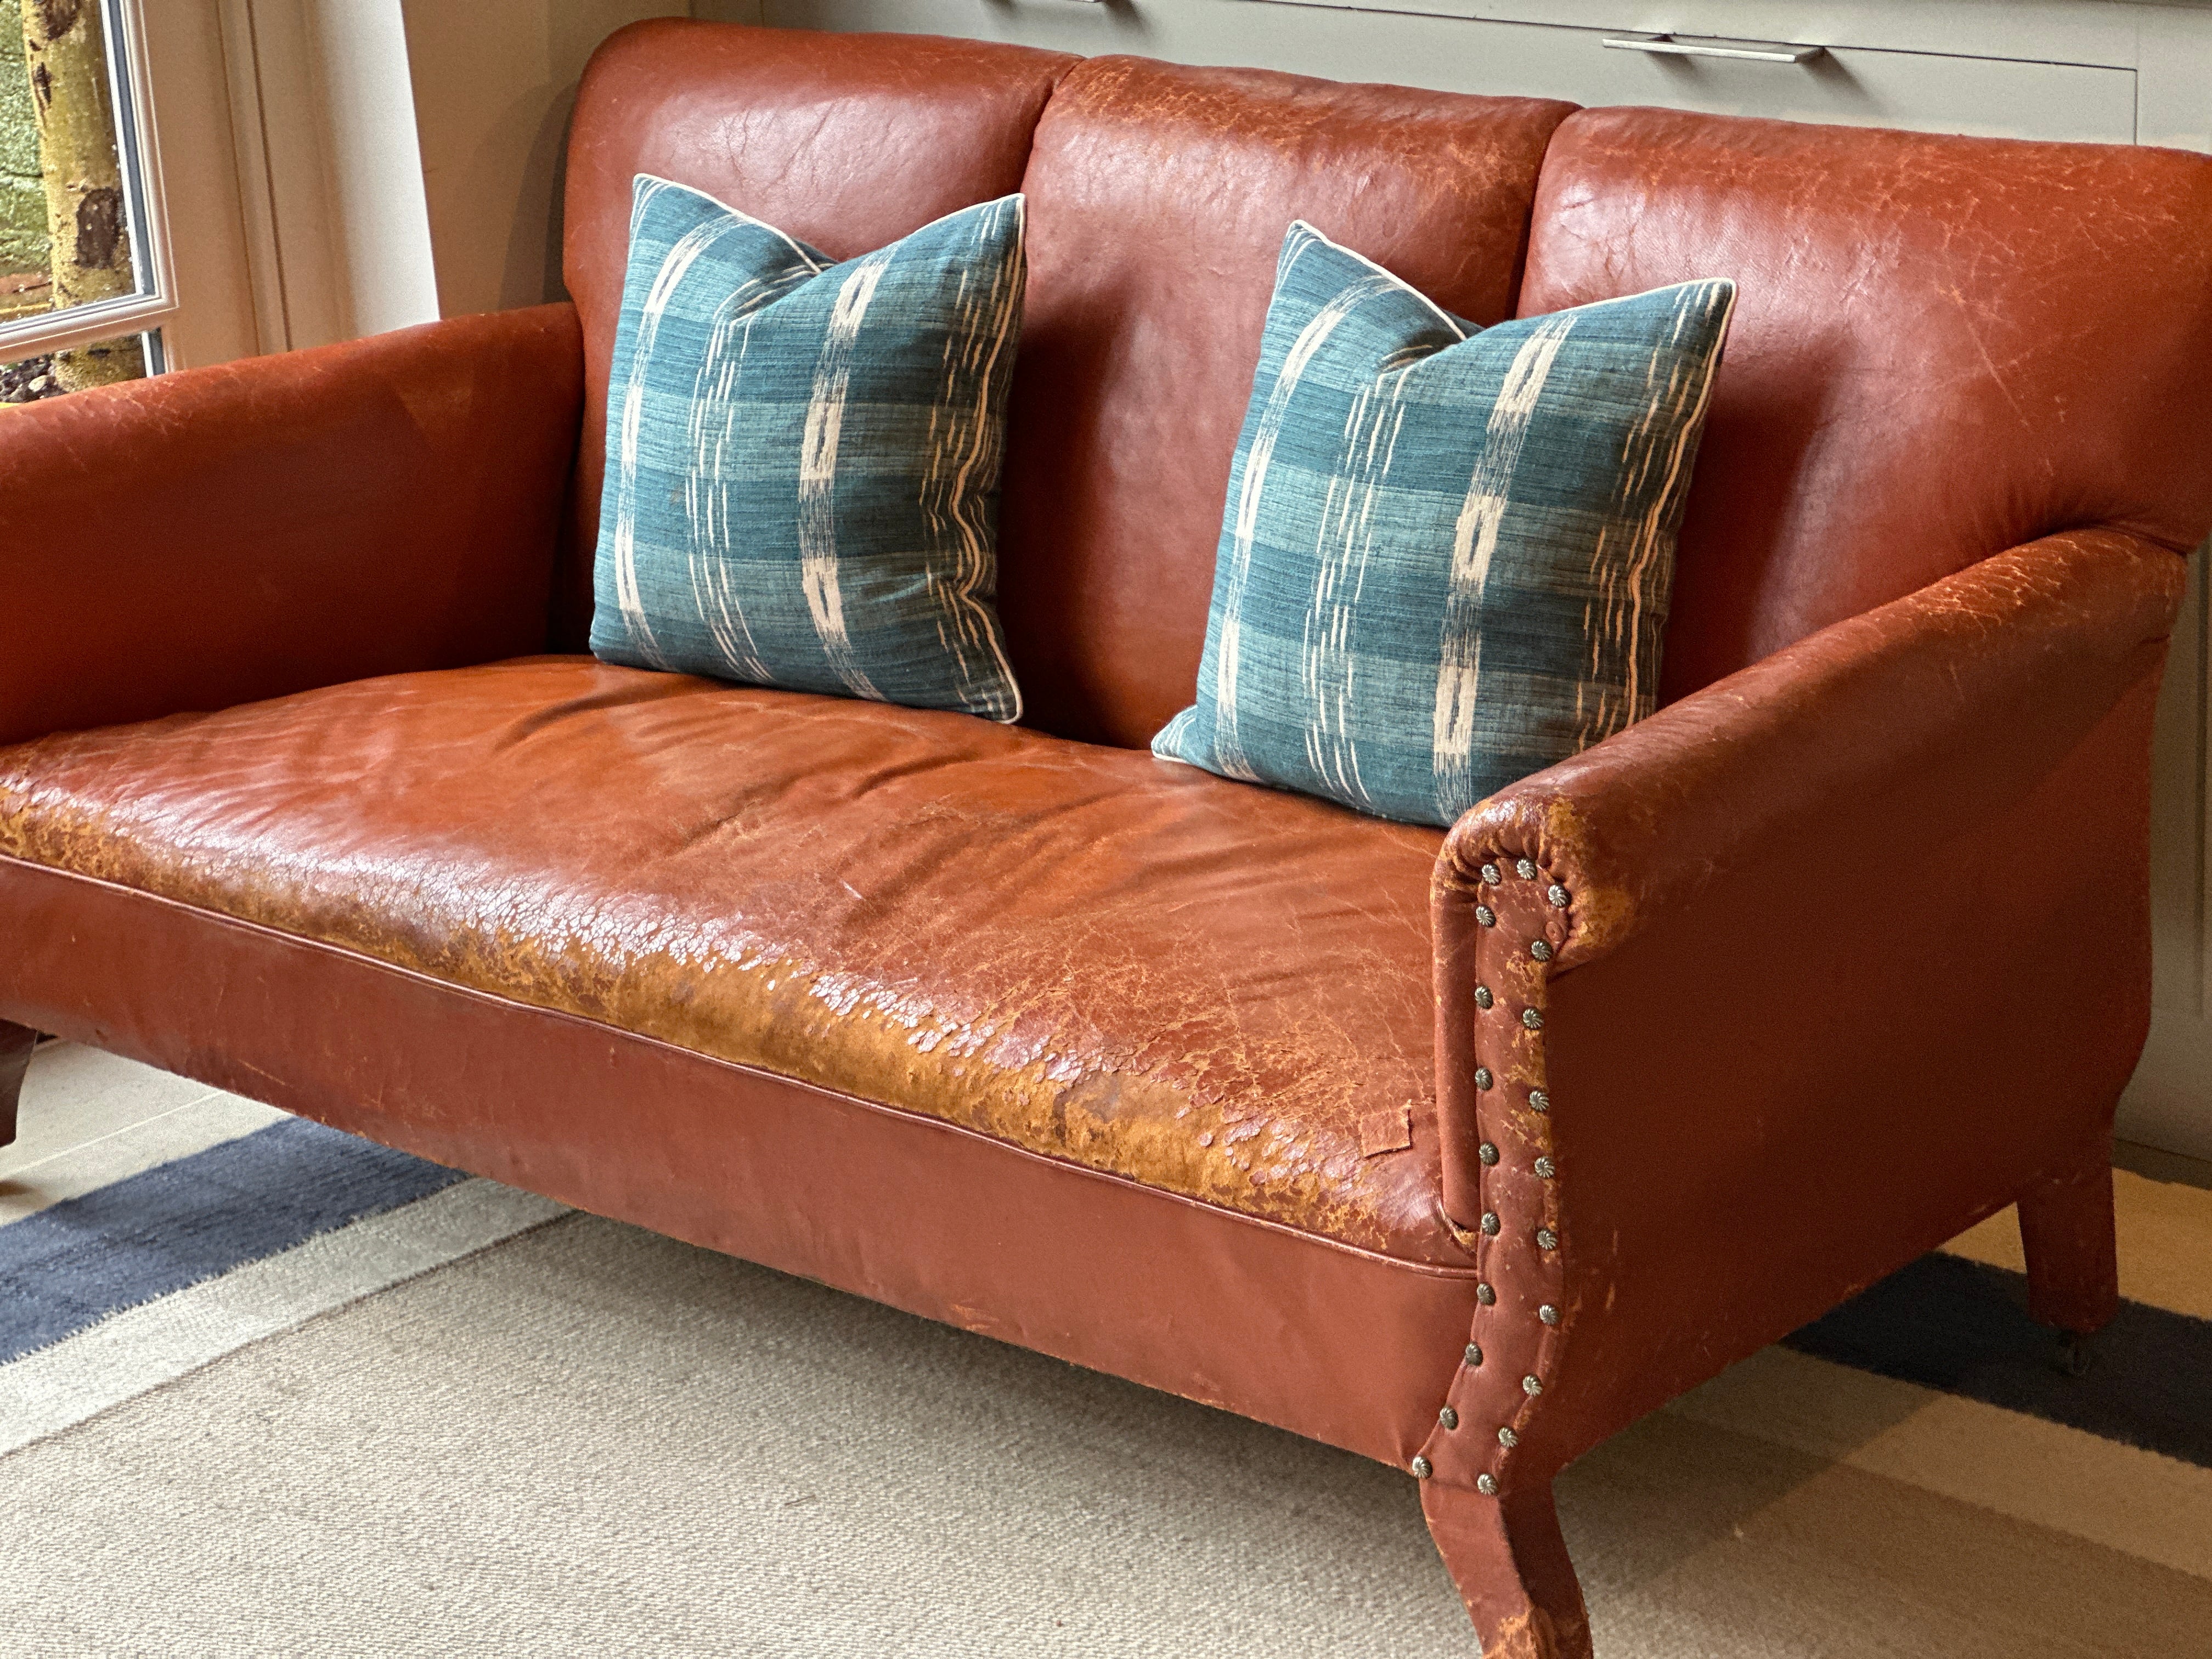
<box><xmin>0</xmin><ymin>659</ymin><xmax>1463</xmax><ymax>1264</ymax></box>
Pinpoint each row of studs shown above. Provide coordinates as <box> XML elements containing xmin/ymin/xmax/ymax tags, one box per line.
<box><xmin>1414</xmin><ymin>855</ymin><xmax>1566</xmax><ymax>1492</ymax></box>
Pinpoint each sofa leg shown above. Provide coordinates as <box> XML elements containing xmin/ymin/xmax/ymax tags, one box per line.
<box><xmin>2017</xmin><ymin>1154</ymin><xmax>2120</xmax><ymax>1337</ymax></box>
<box><xmin>0</xmin><ymin>1020</ymin><xmax>34</xmax><ymax>1149</ymax></box>
<box><xmin>1423</xmin><ymin>1477</ymin><xmax>1593</xmax><ymax>1659</ymax></box>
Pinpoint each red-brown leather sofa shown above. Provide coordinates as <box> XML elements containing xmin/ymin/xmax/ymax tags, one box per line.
<box><xmin>4</xmin><ymin>22</ymin><xmax>2208</xmax><ymax>1658</ymax></box>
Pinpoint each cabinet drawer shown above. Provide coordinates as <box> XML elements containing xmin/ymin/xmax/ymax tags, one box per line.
<box><xmin>755</xmin><ymin>0</ymin><xmax>2137</xmax><ymax>145</ymax></box>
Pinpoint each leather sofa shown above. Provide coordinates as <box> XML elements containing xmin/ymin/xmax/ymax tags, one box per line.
<box><xmin>4</xmin><ymin>22</ymin><xmax>2208</xmax><ymax>1658</ymax></box>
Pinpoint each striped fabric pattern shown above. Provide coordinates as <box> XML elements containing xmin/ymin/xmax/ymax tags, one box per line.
<box><xmin>590</xmin><ymin>178</ymin><xmax>1026</xmax><ymax>721</ymax></box>
<box><xmin>1155</xmin><ymin>223</ymin><xmax>1736</xmax><ymax>826</ymax></box>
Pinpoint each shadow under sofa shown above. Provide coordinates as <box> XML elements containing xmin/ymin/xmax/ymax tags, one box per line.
<box><xmin>4</xmin><ymin>20</ymin><xmax>2210</xmax><ymax>1659</ymax></box>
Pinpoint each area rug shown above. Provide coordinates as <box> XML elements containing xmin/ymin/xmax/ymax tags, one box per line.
<box><xmin>3</xmin><ymin>1045</ymin><xmax>2208</xmax><ymax>1657</ymax></box>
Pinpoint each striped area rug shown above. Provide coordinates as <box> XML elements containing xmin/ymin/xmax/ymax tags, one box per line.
<box><xmin>3</xmin><ymin>1042</ymin><xmax>2208</xmax><ymax>1656</ymax></box>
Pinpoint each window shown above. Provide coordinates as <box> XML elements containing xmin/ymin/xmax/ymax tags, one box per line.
<box><xmin>2</xmin><ymin>0</ymin><xmax>257</xmax><ymax>400</ymax></box>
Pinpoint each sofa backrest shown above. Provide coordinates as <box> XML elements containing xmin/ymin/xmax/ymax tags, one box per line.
<box><xmin>562</xmin><ymin>22</ymin><xmax>2212</xmax><ymax>744</ymax></box>
<box><xmin>995</xmin><ymin>57</ymin><xmax>1573</xmax><ymax>746</ymax></box>
<box><xmin>1523</xmin><ymin>106</ymin><xmax>2212</xmax><ymax>704</ymax></box>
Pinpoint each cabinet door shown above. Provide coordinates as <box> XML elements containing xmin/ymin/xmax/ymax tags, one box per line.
<box><xmin>752</xmin><ymin>0</ymin><xmax>2137</xmax><ymax>143</ymax></box>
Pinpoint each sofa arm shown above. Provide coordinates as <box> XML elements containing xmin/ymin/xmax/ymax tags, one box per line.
<box><xmin>0</xmin><ymin>304</ymin><xmax>583</xmax><ymax>748</ymax></box>
<box><xmin>1427</xmin><ymin>527</ymin><xmax>2185</xmax><ymax>1455</ymax></box>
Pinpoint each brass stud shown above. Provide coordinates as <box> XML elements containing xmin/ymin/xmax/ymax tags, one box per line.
<box><xmin>1547</xmin><ymin>884</ymin><xmax>1570</xmax><ymax>909</ymax></box>
<box><xmin>1498</xmin><ymin>1426</ymin><xmax>1519</xmax><ymax>1447</ymax></box>
<box><xmin>1475</xmin><ymin>1066</ymin><xmax>1493</xmax><ymax>1090</ymax></box>
<box><xmin>1515</xmin><ymin>859</ymin><xmax>1538</xmax><ymax>881</ymax></box>
<box><xmin>1522</xmin><ymin>1374</ymin><xmax>1543</xmax><ymax>1396</ymax></box>
<box><xmin>1530</xmin><ymin>940</ymin><xmax>1553</xmax><ymax>962</ymax></box>
<box><xmin>1476</xmin><ymin>1283</ymin><xmax>1496</xmax><ymax>1306</ymax></box>
<box><xmin>1480</xmin><ymin>863</ymin><xmax>1503</xmax><ymax>887</ymax></box>
<box><xmin>1536</xmin><ymin>1228</ymin><xmax>1559</xmax><ymax>1251</ymax></box>
<box><xmin>1479</xmin><ymin>1142</ymin><xmax>1499</xmax><ymax>1166</ymax></box>
<box><xmin>1439</xmin><ymin>1406</ymin><xmax>1460</xmax><ymax>1431</ymax></box>
<box><xmin>1539</xmin><ymin>1304</ymin><xmax>1560</xmax><ymax>1325</ymax></box>
<box><xmin>1528</xmin><ymin>1090</ymin><xmax>1549</xmax><ymax>1113</ymax></box>
<box><xmin>1475</xmin><ymin>905</ymin><xmax>1496</xmax><ymax>928</ymax></box>
<box><xmin>1481</xmin><ymin>1212</ymin><xmax>1500</xmax><ymax>1236</ymax></box>
<box><xmin>1474</xmin><ymin>985</ymin><xmax>1494</xmax><ymax>1010</ymax></box>
<box><xmin>1412</xmin><ymin>1455</ymin><xmax>1434</xmax><ymax>1479</ymax></box>
<box><xmin>1533</xmin><ymin>1156</ymin><xmax>1555</xmax><ymax>1178</ymax></box>
<box><xmin>1465</xmin><ymin>1343</ymin><xmax>1484</xmax><ymax>1367</ymax></box>
<box><xmin>1477</xmin><ymin>1474</ymin><xmax>1498</xmax><ymax>1496</ymax></box>
<box><xmin>1521</xmin><ymin>1008</ymin><xmax>1544</xmax><ymax>1031</ymax></box>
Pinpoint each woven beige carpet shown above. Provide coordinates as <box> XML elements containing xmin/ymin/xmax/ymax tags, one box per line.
<box><xmin>3</xmin><ymin>1047</ymin><xmax>2210</xmax><ymax>1657</ymax></box>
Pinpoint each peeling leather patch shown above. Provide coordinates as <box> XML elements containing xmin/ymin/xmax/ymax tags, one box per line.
<box><xmin>1358</xmin><ymin>1104</ymin><xmax>1413</xmax><ymax>1158</ymax></box>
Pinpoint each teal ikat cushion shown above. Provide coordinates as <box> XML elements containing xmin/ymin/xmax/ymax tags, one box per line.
<box><xmin>1154</xmin><ymin>222</ymin><xmax>1737</xmax><ymax>827</ymax></box>
<box><xmin>590</xmin><ymin>178</ymin><xmax>1026</xmax><ymax>721</ymax></box>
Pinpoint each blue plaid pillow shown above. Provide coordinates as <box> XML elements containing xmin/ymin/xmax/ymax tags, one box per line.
<box><xmin>1155</xmin><ymin>223</ymin><xmax>1736</xmax><ymax>826</ymax></box>
<box><xmin>590</xmin><ymin>178</ymin><xmax>1025</xmax><ymax>721</ymax></box>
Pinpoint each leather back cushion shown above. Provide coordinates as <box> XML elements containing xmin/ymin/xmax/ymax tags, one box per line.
<box><xmin>1522</xmin><ymin>108</ymin><xmax>2212</xmax><ymax>703</ymax></box>
<box><xmin>558</xmin><ymin>21</ymin><xmax>1075</xmax><ymax>646</ymax></box>
<box><xmin>1000</xmin><ymin>59</ymin><xmax>1574</xmax><ymax>747</ymax></box>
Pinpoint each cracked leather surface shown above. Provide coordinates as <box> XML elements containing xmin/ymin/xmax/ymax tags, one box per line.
<box><xmin>0</xmin><ymin>657</ymin><xmax>1468</xmax><ymax>1263</ymax></box>
<box><xmin>1523</xmin><ymin>108</ymin><xmax>2212</xmax><ymax>705</ymax></box>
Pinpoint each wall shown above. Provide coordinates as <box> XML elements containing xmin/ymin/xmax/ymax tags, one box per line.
<box><xmin>398</xmin><ymin>0</ymin><xmax>689</xmax><ymax>318</ymax></box>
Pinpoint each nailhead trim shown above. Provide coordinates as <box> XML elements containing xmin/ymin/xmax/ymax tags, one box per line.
<box><xmin>1475</xmin><ymin>904</ymin><xmax>1496</xmax><ymax>927</ymax></box>
<box><xmin>1476</xmin><ymin>1283</ymin><xmax>1496</xmax><ymax>1306</ymax></box>
<box><xmin>1480</xmin><ymin>863</ymin><xmax>1503</xmax><ymax>886</ymax></box>
<box><xmin>1533</xmin><ymin>1156</ymin><xmax>1555</xmax><ymax>1178</ymax></box>
<box><xmin>1439</xmin><ymin>1406</ymin><xmax>1459</xmax><ymax>1430</ymax></box>
<box><xmin>1477</xmin><ymin>1474</ymin><xmax>1498</xmax><ymax>1496</ymax></box>
<box><xmin>1412</xmin><ymin>1455</ymin><xmax>1434</xmax><ymax>1479</ymax></box>
<box><xmin>1465</xmin><ymin>1343</ymin><xmax>1484</xmax><ymax>1367</ymax></box>
<box><xmin>1523</xmin><ymin>1375</ymin><xmax>1543</xmax><ymax>1396</ymax></box>
<box><xmin>1539</xmin><ymin>1304</ymin><xmax>1560</xmax><ymax>1325</ymax></box>
<box><xmin>1498</xmin><ymin>1426</ymin><xmax>1519</xmax><ymax>1447</ymax></box>
<box><xmin>1478</xmin><ymin>1142</ymin><xmax>1499</xmax><ymax>1166</ymax></box>
<box><xmin>1528</xmin><ymin>1090</ymin><xmax>1549</xmax><ymax>1113</ymax></box>
<box><xmin>1474</xmin><ymin>985</ymin><xmax>1493</xmax><ymax>1009</ymax></box>
<box><xmin>1474</xmin><ymin>1066</ymin><xmax>1493</xmax><ymax>1090</ymax></box>
<box><xmin>1480</xmin><ymin>1212</ymin><xmax>1500</xmax><ymax>1236</ymax></box>
<box><xmin>1515</xmin><ymin>858</ymin><xmax>1538</xmax><ymax>880</ymax></box>
<box><xmin>1521</xmin><ymin>1007</ymin><xmax>1543</xmax><ymax>1030</ymax></box>
<box><xmin>1547</xmin><ymin>884</ymin><xmax>1570</xmax><ymax>909</ymax></box>
<box><xmin>1536</xmin><ymin>1228</ymin><xmax>1559</xmax><ymax>1251</ymax></box>
<box><xmin>1530</xmin><ymin>940</ymin><xmax>1552</xmax><ymax>962</ymax></box>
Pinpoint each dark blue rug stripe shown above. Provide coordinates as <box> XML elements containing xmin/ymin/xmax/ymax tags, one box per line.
<box><xmin>0</xmin><ymin>1117</ymin><xmax>467</xmax><ymax>1363</ymax></box>
<box><xmin>1786</xmin><ymin>1253</ymin><xmax>2212</xmax><ymax>1470</ymax></box>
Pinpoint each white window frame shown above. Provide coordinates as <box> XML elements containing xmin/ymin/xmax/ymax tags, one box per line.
<box><xmin>0</xmin><ymin>0</ymin><xmax>179</xmax><ymax>364</ymax></box>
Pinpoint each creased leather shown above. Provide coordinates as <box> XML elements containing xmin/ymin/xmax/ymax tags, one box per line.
<box><xmin>1522</xmin><ymin>108</ymin><xmax>2212</xmax><ymax>703</ymax></box>
<box><xmin>1000</xmin><ymin>56</ymin><xmax>1575</xmax><ymax>747</ymax></box>
<box><xmin>0</xmin><ymin>305</ymin><xmax>582</xmax><ymax>749</ymax></box>
<box><xmin>557</xmin><ymin>20</ymin><xmax>1076</xmax><ymax>647</ymax></box>
<box><xmin>0</xmin><ymin>658</ymin><xmax>1466</xmax><ymax>1263</ymax></box>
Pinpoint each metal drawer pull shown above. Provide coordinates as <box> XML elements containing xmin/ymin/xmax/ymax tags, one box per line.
<box><xmin>1602</xmin><ymin>32</ymin><xmax>1826</xmax><ymax>65</ymax></box>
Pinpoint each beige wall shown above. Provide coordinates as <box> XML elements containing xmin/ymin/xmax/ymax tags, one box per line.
<box><xmin>398</xmin><ymin>0</ymin><xmax>689</xmax><ymax>319</ymax></box>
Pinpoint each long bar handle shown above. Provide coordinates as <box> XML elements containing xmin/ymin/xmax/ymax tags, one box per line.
<box><xmin>1602</xmin><ymin>32</ymin><xmax>1826</xmax><ymax>65</ymax></box>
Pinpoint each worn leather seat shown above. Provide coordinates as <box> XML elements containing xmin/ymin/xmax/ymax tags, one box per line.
<box><xmin>0</xmin><ymin>655</ymin><xmax>1459</xmax><ymax>1262</ymax></box>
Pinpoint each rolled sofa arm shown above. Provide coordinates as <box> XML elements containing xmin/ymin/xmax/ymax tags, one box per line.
<box><xmin>0</xmin><ymin>303</ymin><xmax>583</xmax><ymax>748</ymax></box>
<box><xmin>1428</xmin><ymin>527</ymin><xmax>2186</xmax><ymax>1456</ymax></box>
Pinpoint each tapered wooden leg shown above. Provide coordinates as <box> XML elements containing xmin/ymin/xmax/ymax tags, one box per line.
<box><xmin>0</xmin><ymin>1020</ymin><xmax>34</xmax><ymax>1148</ymax></box>
<box><xmin>2018</xmin><ymin>1153</ymin><xmax>2120</xmax><ymax>1337</ymax></box>
<box><xmin>1423</xmin><ymin>1478</ymin><xmax>1592</xmax><ymax>1659</ymax></box>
